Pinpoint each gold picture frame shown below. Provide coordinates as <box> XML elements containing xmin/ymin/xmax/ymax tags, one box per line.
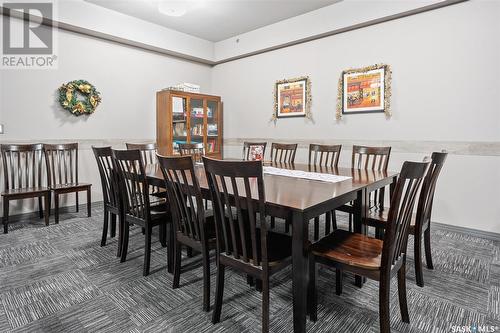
<box><xmin>336</xmin><ymin>64</ymin><xmax>392</xmax><ymax>119</ymax></box>
<box><xmin>272</xmin><ymin>76</ymin><xmax>312</xmax><ymax>122</ymax></box>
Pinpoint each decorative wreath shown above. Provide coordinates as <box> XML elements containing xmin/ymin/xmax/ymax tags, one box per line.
<box><xmin>58</xmin><ymin>80</ymin><xmax>101</xmax><ymax>115</ymax></box>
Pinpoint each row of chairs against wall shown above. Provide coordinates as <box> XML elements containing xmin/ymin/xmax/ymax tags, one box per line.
<box><xmin>95</xmin><ymin>141</ymin><xmax>447</xmax><ymax>333</ymax></box>
<box><xmin>1</xmin><ymin>143</ymin><xmax>91</xmax><ymax>233</ymax></box>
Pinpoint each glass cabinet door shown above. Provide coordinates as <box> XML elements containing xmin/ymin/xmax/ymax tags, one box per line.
<box><xmin>189</xmin><ymin>98</ymin><xmax>204</xmax><ymax>146</ymax></box>
<box><xmin>172</xmin><ymin>96</ymin><xmax>187</xmax><ymax>154</ymax></box>
<box><xmin>206</xmin><ymin>100</ymin><xmax>219</xmax><ymax>153</ymax></box>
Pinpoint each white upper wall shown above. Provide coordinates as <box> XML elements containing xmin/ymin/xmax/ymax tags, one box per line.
<box><xmin>213</xmin><ymin>0</ymin><xmax>448</xmax><ymax>61</ymax></box>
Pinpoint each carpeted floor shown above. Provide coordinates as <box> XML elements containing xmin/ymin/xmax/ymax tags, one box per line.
<box><xmin>0</xmin><ymin>203</ymin><xmax>499</xmax><ymax>333</ymax></box>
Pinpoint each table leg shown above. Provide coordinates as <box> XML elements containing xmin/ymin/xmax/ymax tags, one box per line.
<box><xmin>292</xmin><ymin>210</ymin><xmax>308</xmax><ymax>333</ymax></box>
<box><xmin>353</xmin><ymin>188</ymin><xmax>368</xmax><ymax>287</ymax></box>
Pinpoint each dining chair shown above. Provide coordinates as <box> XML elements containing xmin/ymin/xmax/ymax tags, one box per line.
<box><xmin>158</xmin><ymin>154</ymin><xmax>216</xmax><ymax>311</ymax></box>
<box><xmin>308</xmin><ymin>158</ymin><xmax>430</xmax><ymax>333</ymax></box>
<box><xmin>270</xmin><ymin>142</ymin><xmax>297</xmax><ymax>164</ymax></box>
<box><xmin>269</xmin><ymin>142</ymin><xmax>298</xmax><ymax>232</ymax></box>
<box><xmin>92</xmin><ymin>146</ymin><xmax>120</xmax><ymax>254</ymax></box>
<box><xmin>178</xmin><ymin>142</ymin><xmax>205</xmax><ymax>163</ymax></box>
<box><xmin>365</xmin><ymin>151</ymin><xmax>447</xmax><ymax>287</ymax></box>
<box><xmin>44</xmin><ymin>143</ymin><xmax>92</xmax><ymax>224</ymax></box>
<box><xmin>243</xmin><ymin>141</ymin><xmax>267</xmax><ymax>161</ymax></box>
<box><xmin>112</xmin><ymin>149</ymin><xmax>172</xmax><ymax>276</ymax></box>
<box><xmin>308</xmin><ymin>144</ymin><xmax>342</xmax><ymax>240</ymax></box>
<box><xmin>1</xmin><ymin>144</ymin><xmax>50</xmax><ymax>233</ymax></box>
<box><xmin>337</xmin><ymin>145</ymin><xmax>392</xmax><ymax>232</ymax></box>
<box><xmin>204</xmin><ymin>157</ymin><xmax>292</xmax><ymax>333</ymax></box>
<box><xmin>126</xmin><ymin>142</ymin><xmax>165</xmax><ymax>199</ymax></box>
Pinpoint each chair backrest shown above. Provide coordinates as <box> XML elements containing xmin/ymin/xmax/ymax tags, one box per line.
<box><xmin>112</xmin><ymin>149</ymin><xmax>151</xmax><ymax>221</ymax></box>
<box><xmin>352</xmin><ymin>145</ymin><xmax>391</xmax><ymax>171</ymax></box>
<box><xmin>92</xmin><ymin>146</ymin><xmax>119</xmax><ymax>209</ymax></box>
<box><xmin>414</xmin><ymin>151</ymin><xmax>447</xmax><ymax>230</ymax></box>
<box><xmin>308</xmin><ymin>144</ymin><xmax>342</xmax><ymax>167</ymax></box>
<box><xmin>158</xmin><ymin>155</ymin><xmax>207</xmax><ymax>242</ymax></box>
<box><xmin>1</xmin><ymin>143</ymin><xmax>46</xmax><ymax>190</ymax></box>
<box><xmin>243</xmin><ymin>142</ymin><xmax>267</xmax><ymax>161</ymax></box>
<box><xmin>126</xmin><ymin>143</ymin><xmax>157</xmax><ymax>165</ymax></box>
<box><xmin>178</xmin><ymin>143</ymin><xmax>205</xmax><ymax>163</ymax></box>
<box><xmin>382</xmin><ymin>159</ymin><xmax>430</xmax><ymax>268</ymax></box>
<box><xmin>44</xmin><ymin>143</ymin><xmax>79</xmax><ymax>186</ymax></box>
<box><xmin>270</xmin><ymin>143</ymin><xmax>297</xmax><ymax>164</ymax></box>
<box><xmin>203</xmin><ymin>157</ymin><xmax>268</xmax><ymax>268</ymax></box>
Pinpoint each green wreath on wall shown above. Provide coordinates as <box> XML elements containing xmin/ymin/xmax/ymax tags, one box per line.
<box><xmin>58</xmin><ymin>80</ymin><xmax>101</xmax><ymax>116</ymax></box>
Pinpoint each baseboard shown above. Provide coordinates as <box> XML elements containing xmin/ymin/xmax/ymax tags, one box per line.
<box><xmin>433</xmin><ymin>221</ymin><xmax>500</xmax><ymax>242</ymax></box>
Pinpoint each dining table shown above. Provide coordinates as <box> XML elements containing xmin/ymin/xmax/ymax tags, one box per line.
<box><xmin>145</xmin><ymin>161</ymin><xmax>398</xmax><ymax>333</ymax></box>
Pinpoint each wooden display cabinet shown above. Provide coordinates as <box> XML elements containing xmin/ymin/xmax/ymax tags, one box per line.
<box><xmin>156</xmin><ymin>90</ymin><xmax>223</xmax><ymax>159</ymax></box>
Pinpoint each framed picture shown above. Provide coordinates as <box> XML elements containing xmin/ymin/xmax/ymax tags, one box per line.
<box><xmin>273</xmin><ymin>76</ymin><xmax>312</xmax><ymax>120</ymax></box>
<box><xmin>336</xmin><ymin>64</ymin><xmax>392</xmax><ymax>119</ymax></box>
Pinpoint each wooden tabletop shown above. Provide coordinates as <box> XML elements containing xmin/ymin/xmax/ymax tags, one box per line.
<box><xmin>145</xmin><ymin>162</ymin><xmax>398</xmax><ymax>213</ymax></box>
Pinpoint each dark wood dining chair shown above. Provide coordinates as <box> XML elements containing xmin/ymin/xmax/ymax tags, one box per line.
<box><xmin>92</xmin><ymin>146</ymin><xmax>119</xmax><ymax>254</ymax></box>
<box><xmin>243</xmin><ymin>142</ymin><xmax>267</xmax><ymax>161</ymax></box>
<box><xmin>112</xmin><ymin>149</ymin><xmax>172</xmax><ymax>276</ymax></box>
<box><xmin>308</xmin><ymin>159</ymin><xmax>430</xmax><ymax>333</ymax></box>
<box><xmin>178</xmin><ymin>142</ymin><xmax>205</xmax><ymax>163</ymax></box>
<box><xmin>158</xmin><ymin>155</ymin><xmax>216</xmax><ymax>311</ymax></box>
<box><xmin>337</xmin><ymin>145</ymin><xmax>392</xmax><ymax>231</ymax></box>
<box><xmin>308</xmin><ymin>144</ymin><xmax>342</xmax><ymax>240</ymax></box>
<box><xmin>44</xmin><ymin>143</ymin><xmax>92</xmax><ymax>224</ymax></box>
<box><xmin>125</xmin><ymin>142</ymin><xmax>157</xmax><ymax>164</ymax></box>
<box><xmin>365</xmin><ymin>151</ymin><xmax>447</xmax><ymax>287</ymax></box>
<box><xmin>204</xmin><ymin>157</ymin><xmax>292</xmax><ymax>333</ymax></box>
<box><xmin>270</xmin><ymin>142</ymin><xmax>297</xmax><ymax>164</ymax></box>
<box><xmin>1</xmin><ymin>144</ymin><xmax>50</xmax><ymax>233</ymax></box>
<box><xmin>269</xmin><ymin>142</ymin><xmax>298</xmax><ymax>232</ymax></box>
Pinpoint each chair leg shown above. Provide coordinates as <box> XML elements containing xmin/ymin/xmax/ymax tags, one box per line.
<box><xmin>331</xmin><ymin>210</ymin><xmax>337</xmax><ymax>229</ymax></box>
<box><xmin>348</xmin><ymin>213</ymin><xmax>353</xmax><ymax>232</ymax></box>
<box><xmin>212</xmin><ymin>263</ymin><xmax>225</xmax><ymax>324</ymax></box>
<box><xmin>101</xmin><ymin>210</ymin><xmax>109</xmax><ymax>247</ymax></box>
<box><xmin>270</xmin><ymin>216</ymin><xmax>275</xmax><ymax>229</ymax></box>
<box><xmin>325</xmin><ymin>211</ymin><xmax>331</xmax><ymax>235</ymax></box>
<box><xmin>110</xmin><ymin>213</ymin><xmax>116</xmax><ymax>238</ymax></box>
<box><xmin>247</xmin><ymin>275</ymin><xmax>255</xmax><ymax>286</ymax></box>
<box><xmin>167</xmin><ymin>223</ymin><xmax>174</xmax><ymax>274</ymax></box>
<box><xmin>313</xmin><ymin>217</ymin><xmax>319</xmax><ymax>241</ymax></box>
<box><xmin>255</xmin><ymin>279</ymin><xmax>263</xmax><ymax>292</ymax></box>
<box><xmin>3</xmin><ymin>199</ymin><xmax>9</xmax><ymax>234</ymax></box>
<box><xmin>262</xmin><ymin>278</ymin><xmax>270</xmax><ymax>333</ymax></box>
<box><xmin>336</xmin><ymin>268</ymin><xmax>343</xmax><ymax>296</ymax></box>
<box><xmin>202</xmin><ymin>246</ymin><xmax>211</xmax><ymax>312</ymax></box>
<box><xmin>54</xmin><ymin>193</ymin><xmax>60</xmax><ymax>224</ymax></box>
<box><xmin>76</xmin><ymin>192</ymin><xmax>79</xmax><ymax>212</ymax></box>
<box><xmin>397</xmin><ymin>263</ymin><xmax>410</xmax><ymax>323</ymax></box>
<box><xmin>379</xmin><ymin>275</ymin><xmax>391</xmax><ymax>333</ymax></box>
<box><xmin>187</xmin><ymin>246</ymin><xmax>194</xmax><ymax>257</ymax></box>
<box><xmin>424</xmin><ymin>226</ymin><xmax>434</xmax><ymax>269</ymax></box>
<box><xmin>143</xmin><ymin>225</ymin><xmax>152</xmax><ymax>276</ymax></box>
<box><xmin>43</xmin><ymin>194</ymin><xmax>50</xmax><ymax>226</ymax></box>
<box><xmin>308</xmin><ymin>254</ymin><xmax>317</xmax><ymax>322</ymax></box>
<box><xmin>173</xmin><ymin>241</ymin><xmax>182</xmax><ymax>289</ymax></box>
<box><xmin>38</xmin><ymin>197</ymin><xmax>44</xmax><ymax>218</ymax></box>
<box><xmin>414</xmin><ymin>232</ymin><xmax>424</xmax><ymax>287</ymax></box>
<box><xmin>86</xmin><ymin>189</ymin><xmax>91</xmax><ymax>217</ymax></box>
<box><xmin>159</xmin><ymin>223</ymin><xmax>167</xmax><ymax>247</ymax></box>
<box><xmin>120</xmin><ymin>221</ymin><xmax>130</xmax><ymax>262</ymax></box>
<box><xmin>285</xmin><ymin>218</ymin><xmax>290</xmax><ymax>233</ymax></box>
<box><xmin>117</xmin><ymin>214</ymin><xmax>124</xmax><ymax>257</ymax></box>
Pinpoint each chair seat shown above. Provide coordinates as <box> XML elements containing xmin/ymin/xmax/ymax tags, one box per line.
<box><xmin>366</xmin><ymin>209</ymin><xmax>418</xmax><ymax>234</ymax></box>
<box><xmin>1</xmin><ymin>187</ymin><xmax>50</xmax><ymax>196</ymax></box>
<box><xmin>310</xmin><ymin>229</ymin><xmax>383</xmax><ymax>270</ymax></box>
<box><xmin>51</xmin><ymin>183</ymin><xmax>91</xmax><ymax>190</ymax></box>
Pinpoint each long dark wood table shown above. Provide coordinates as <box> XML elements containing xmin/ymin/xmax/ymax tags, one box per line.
<box><xmin>145</xmin><ymin>162</ymin><xmax>398</xmax><ymax>333</ymax></box>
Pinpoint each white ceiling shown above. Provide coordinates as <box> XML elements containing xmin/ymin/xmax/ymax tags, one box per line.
<box><xmin>85</xmin><ymin>0</ymin><xmax>340</xmax><ymax>42</ymax></box>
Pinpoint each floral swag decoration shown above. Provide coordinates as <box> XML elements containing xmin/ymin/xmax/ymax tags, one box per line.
<box><xmin>58</xmin><ymin>80</ymin><xmax>101</xmax><ymax>115</ymax></box>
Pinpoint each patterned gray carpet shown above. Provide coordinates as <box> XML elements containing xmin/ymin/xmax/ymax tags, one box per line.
<box><xmin>0</xmin><ymin>203</ymin><xmax>499</xmax><ymax>333</ymax></box>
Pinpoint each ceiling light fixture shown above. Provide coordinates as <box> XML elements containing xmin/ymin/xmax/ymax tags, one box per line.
<box><xmin>158</xmin><ymin>1</ymin><xmax>190</xmax><ymax>17</ymax></box>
